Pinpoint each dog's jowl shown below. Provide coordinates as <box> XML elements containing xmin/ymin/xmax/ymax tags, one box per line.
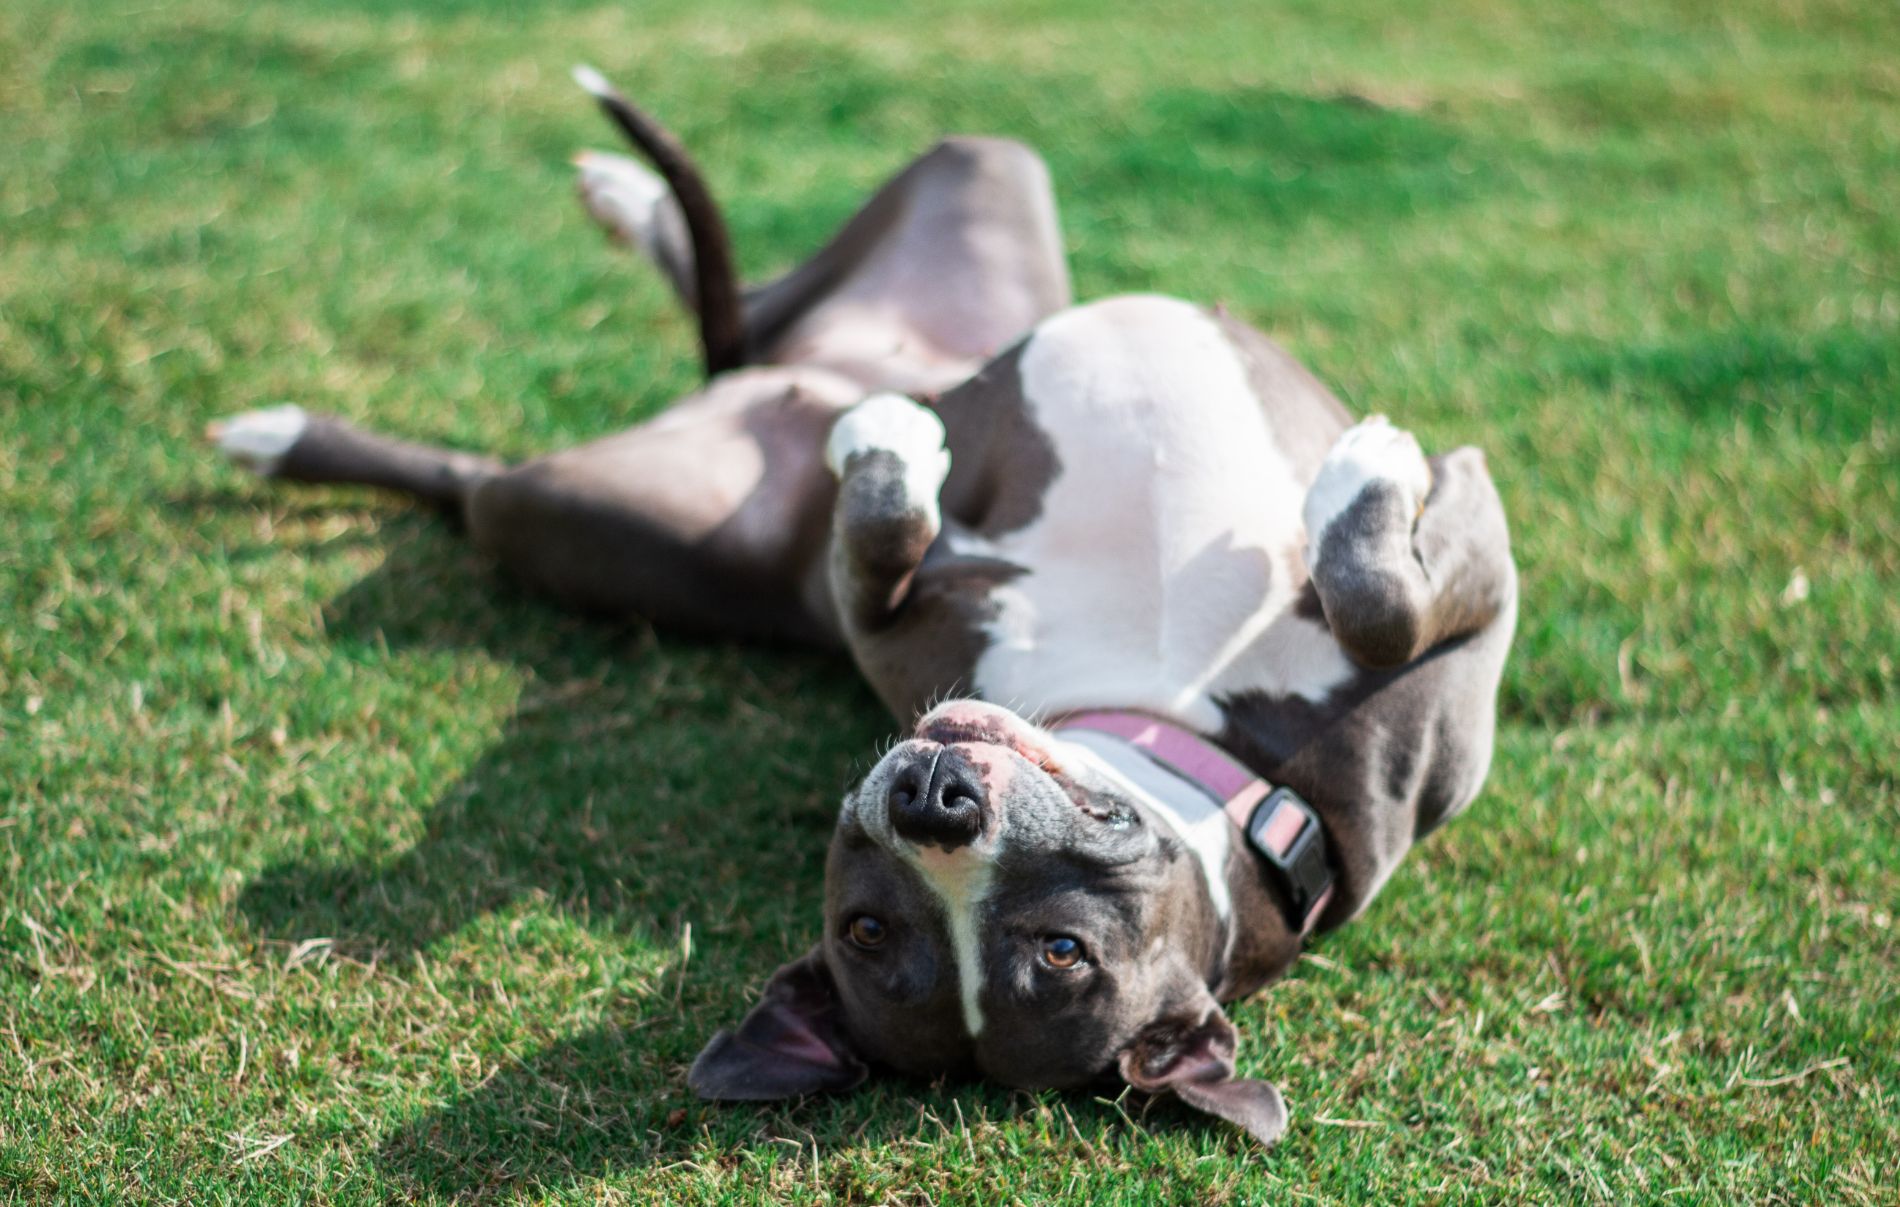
<box><xmin>212</xmin><ymin>68</ymin><xmax>1515</xmax><ymax>1148</ymax></box>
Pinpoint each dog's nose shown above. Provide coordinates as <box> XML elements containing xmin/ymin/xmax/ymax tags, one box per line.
<box><xmin>887</xmin><ymin>749</ymin><xmax>987</xmax><ymax>850</ymax></box>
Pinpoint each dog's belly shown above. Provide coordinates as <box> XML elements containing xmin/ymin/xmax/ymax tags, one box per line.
<box><xmin>967</xmin><ymin>296</ymin><xmax>1357</xmax><ymax>729</ymax></box>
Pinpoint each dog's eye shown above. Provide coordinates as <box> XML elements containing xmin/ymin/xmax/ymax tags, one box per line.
<box><xmin>1041</xmin><ymin>935</ymin><xmax>1085</xmax><ymax>969</ymax></box>
<box><xmin>847</xmin><ymin>915</ymin><xmax>887</xmax><ymax>948</ymax></box>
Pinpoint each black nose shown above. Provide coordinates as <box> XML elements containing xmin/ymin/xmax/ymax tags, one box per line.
<box><xmin>887</xmin><ymin>749</ymin><xmax>988</xmax><ymax>850</ymax></box>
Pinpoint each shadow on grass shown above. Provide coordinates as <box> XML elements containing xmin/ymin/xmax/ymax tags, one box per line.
<box><xmin>237</xmin><ymin>516</ymin><xmax>882</xmax><ymax>963</ymax></box>
<box><xmin>225</xmin><ymin>515</ymin><xmax>900</xmax><ymax>1192</ymax></box>
<box><xmin>224</xmin><ymin>518</ymin><xmax>1140</xmax><ymax>1198</ymax></box>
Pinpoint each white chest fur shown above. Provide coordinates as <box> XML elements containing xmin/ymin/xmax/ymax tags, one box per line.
<box><xmin>972</xmin><ymin>296</ymin><xmax>1355</xmax><ymax>728</ymax></box>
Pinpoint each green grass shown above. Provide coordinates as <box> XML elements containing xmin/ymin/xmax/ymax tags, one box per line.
<box><xmin>3</xmin><ymin>0</ymin><xmax>1896</xmax><ymax>1200</ymax></box>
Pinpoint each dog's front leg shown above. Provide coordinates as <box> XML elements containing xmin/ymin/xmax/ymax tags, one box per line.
<box><xmin>1303</xmin><ymin>417</ymin><xmax>1515</xmax><ymax>668</ymax></box>
<box><xmin>824</xmin><ymin>393</ymin><xmax>951</xmax><ymax>632</ymax></box>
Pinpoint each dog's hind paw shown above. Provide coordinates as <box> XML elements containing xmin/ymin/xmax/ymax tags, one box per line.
<box><xmin>207</xmin><ymin>404</ymin><xmax>308</xmax><ymax>476</ymax></box>
<box><xmin>574</xmin><ymin>150</ymin><xmax>693</xmax><ymax>291</ymax></box>
<box><xmin>574</xmin><ymin>150</ymin><xmax>665</xmax><ymax>247</ymax></box>
<box><xmin>1303</xmin><ymin>415</ymin><xmax>1433</xmax><ymax>550</ymax></box>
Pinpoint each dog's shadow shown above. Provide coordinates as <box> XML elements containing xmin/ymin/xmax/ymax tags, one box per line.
<box><xmin>240</xmin><ymin>513</ymin><xmax>880</xmax><ymax>961</ymax></box>
<box><xmin>235</xmin><ymin>511</ymin><xmax>1170</xmax><ymax>1196</ymax></box>
<box><xmin>227</xmin><ymin>510</ymin><xmax>948</xmax><ymax>1190</ymax></box>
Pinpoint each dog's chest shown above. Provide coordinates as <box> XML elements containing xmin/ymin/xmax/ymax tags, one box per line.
<box><xmin>965</xmin><ymin>296</ymin><xmax>1356</xmax><ymax>729</ymax></box>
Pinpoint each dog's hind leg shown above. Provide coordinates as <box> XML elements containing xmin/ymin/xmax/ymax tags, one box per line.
<box><xmin>746</xmin><ymin>137</ymin><xmax>1073</xmax><ymax>392</ymax></box>
<box><xmin>570</xmin><ymin>66</ymin><xmax>1070</xmax><ymax>390</ymax></box>
<box><xmin>216</xmin><ymin>369</ymin><xmax>864</xmax><ymax>646</ymax></box>
<box><xmin>464</xmin><ymin>366</ymin><xmax>865</xmax><ymax>644</ymax></box>
<box><xmin>210</xmin><ymin>404</ymin><xmax>501</xmax><ymax>516</ymax></box>
<box><xmin>1302</xmin><ymin>418</ymin><xmax>1515</xmax><ymax>669</ymax></box>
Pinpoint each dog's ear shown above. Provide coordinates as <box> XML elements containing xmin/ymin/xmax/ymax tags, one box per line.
<box><xmin>689</xmin><ymin>948</ymin><xmax>868</xmax><ymax>1101</ymax></box>
<box><xmin>1118</xmin><ymin>993</ymin><xmax>1287</xmax><ymax>1149</ymax></box>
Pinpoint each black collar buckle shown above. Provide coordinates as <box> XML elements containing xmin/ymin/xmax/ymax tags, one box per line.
<box><xmin>1242</xmin><ymin>786</ymin><xmax>1336</xmax><ymax>935</ymax></box>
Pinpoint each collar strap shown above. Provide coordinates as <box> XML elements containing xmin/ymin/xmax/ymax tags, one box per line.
<box><xmin>1055</xmin><ymin>711</ymin><xmax>1335</xmax><ymax>936</ymax></box>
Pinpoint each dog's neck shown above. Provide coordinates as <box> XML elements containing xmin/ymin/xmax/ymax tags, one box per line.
<box><xmin>1054</xmin><ymin>711</ymin><xmax>1337</xmax><ymax>998</ymax></box>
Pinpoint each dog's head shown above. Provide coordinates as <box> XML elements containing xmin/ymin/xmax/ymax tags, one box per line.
<box><xmin>690</xmin><ymin>699</ymin><xmax>1288</xmax><ymax>1147</ymax></box>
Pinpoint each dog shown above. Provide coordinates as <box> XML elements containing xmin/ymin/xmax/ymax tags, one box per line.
<box><xmin>211</xmin><ymin>68</ymin><xmax>1516</xmax><ymax>1148</ymax></box>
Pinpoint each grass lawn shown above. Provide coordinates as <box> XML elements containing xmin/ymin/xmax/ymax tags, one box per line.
<box><xmin>3</xmin><ymin>0</ymin><xmax>1896</xmax><ymax>1200</ymax></box>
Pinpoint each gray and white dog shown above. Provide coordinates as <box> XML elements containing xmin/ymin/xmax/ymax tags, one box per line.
<box><xmin>213</xmin><ymin>68</ymin><xmax>1516</xmax><ymax>1147</ymax></box>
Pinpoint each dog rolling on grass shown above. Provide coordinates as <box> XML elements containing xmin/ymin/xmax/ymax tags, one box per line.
<box><xmin>212</xmin><ymin>66</ymin><xmax>1515</xmax><ymax>1147</ymax></box>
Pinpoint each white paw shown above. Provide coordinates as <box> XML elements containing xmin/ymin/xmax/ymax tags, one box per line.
<box><xmin>208</xmin><ymin>404</ymin><xmax>308</xmax><ymax>475</ymax></box>
<box><xmin>574</xmin><ymin>151</ymin><xmax>674</xmax><ymax>255</ymax></box>
<box><xmin>1303</xmin><ymin>415</ymin><xmax>1432</xmax><ymax>550</ymax></box>
<box><xmin>826</xmin><ymin>393</ymin><xmax>951</xmax><ymax>516</ymax></box>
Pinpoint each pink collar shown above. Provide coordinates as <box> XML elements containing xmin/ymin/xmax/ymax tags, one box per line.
<box><xmin>1055</xmin><ymin>710</ymin><xmax>1335</xmax><ymax>936</ymax></box>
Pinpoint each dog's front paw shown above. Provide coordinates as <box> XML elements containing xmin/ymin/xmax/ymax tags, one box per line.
<box><xmin>1303</xmin><ymin>415</ymin><xmax>1433</xmax><ymax>549</ymax></box>
<box><xmin>825</xmin><ymin>392</ymin><xmax>951</xmax><ymax>508</ymax></box>
<box><xmin>207</xmin><ymin>404</ymin><xmax>309</xmax><ymax>476</ymax></box>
